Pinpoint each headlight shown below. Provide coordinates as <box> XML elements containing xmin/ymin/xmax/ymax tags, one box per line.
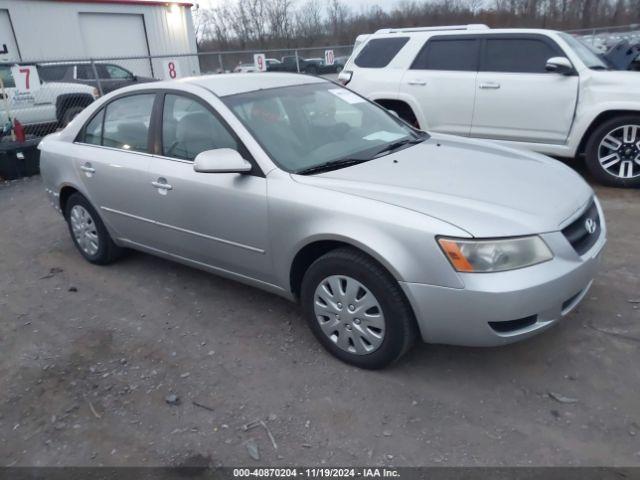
<box><xmin>437</xmin><ymin>236</ymin><xmax>553</xmax><ymax>273</ymax></box>
<box><xmin>92</xmin><ymin>87</ymin><xmax>100</xmax><ymax>98</ymax></box>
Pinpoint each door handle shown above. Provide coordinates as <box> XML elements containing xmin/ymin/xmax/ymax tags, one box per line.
<box><xmin>479</xmin><ymin>82</ymin><xmax>501</xmax><ymax>89</ymax></box>
<box><xmin>151</xmin><ymin>180</ymin><xmax>173</xmax><ymax>190</ymax></box>
<box><xmin>407</xmin><ymin>79</ymin><xmax>427</xmax><ymax>86</ymax></box>
<box><xmin>80</xmin><ymin>163</ymin><xmax>95</xmax><ymax>177</ymax></box>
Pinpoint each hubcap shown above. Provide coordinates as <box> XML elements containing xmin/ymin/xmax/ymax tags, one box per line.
<box><xmin>69</xmin><ymin>205</ymin><xmax>99</xmax><ymax>256</ymax></box>
<box><xmin>597</xmin><ymin>124</ymin><xmax>640</xmax><ymax>179</ymax></box>
<box><xmin>313</xmin><ymin>275</ymin><xmax>385</xmax><ymax>355</ymax></box>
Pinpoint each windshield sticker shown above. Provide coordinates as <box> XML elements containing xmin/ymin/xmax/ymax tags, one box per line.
<box><xmin>328</xmin><ymin>88</ymin><xmax>366</xmax><ymax>104</ymax></box>
<box><xmin>363</xmin><ymin>131</ymin><xmax>407</xmax><ymax>142</ymax></box>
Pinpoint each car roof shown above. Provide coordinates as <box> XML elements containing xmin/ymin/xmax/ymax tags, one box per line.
<box><xmin>180</xmin><ymin>72</ymin><xmax>326</xmax><ymax>97</ymax></box>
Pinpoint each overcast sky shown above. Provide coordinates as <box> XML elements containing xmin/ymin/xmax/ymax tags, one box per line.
<box><xmin>196</xmin><ymin>0</ymin><xmax>403</xmax><ymax>11</ymax></box>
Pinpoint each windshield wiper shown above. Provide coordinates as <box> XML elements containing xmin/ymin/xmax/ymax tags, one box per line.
<box><xmin>296</xmin><ymin>133</ymin><xmax>427</xmax><ymax>175</ymax></box>
<box><xmin>296</xmin><ymin>158</ymin><xmax>371</xmax><ymax>175</ymax></box>
<box><xmin>371</xmin><ymin>136</ymin><xmax>425</xmax><ymax>158</ymax></box>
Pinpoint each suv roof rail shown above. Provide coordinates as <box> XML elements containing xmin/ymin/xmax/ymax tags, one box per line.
<box><xmin>375</xmin><ymin>24</ymin><xmax>490</xmax><ymax>34</ymax></box>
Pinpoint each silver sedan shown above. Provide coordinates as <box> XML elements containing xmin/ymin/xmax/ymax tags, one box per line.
<box><xmin>39</xmin><ymin>73</ymin><xmax>606</xmax><ymax>369</ymax></box>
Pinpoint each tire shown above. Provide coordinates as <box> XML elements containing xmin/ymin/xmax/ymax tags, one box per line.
<box><xmin>584</xmin><ymin>115</ymin><xmax>640</xmax><ymax>188</ymax></box>
<box><xmin>300</xmin><ymin>247</ymin><xmax>417</xmax><ymax>369</ymax></box>
<box><xmin>335</xmin><ymin>65</ymin><xmax>343</xmax><ymax>74</ymax></box>
<box><xmin>305</xmin><ymin>66</ymin><xmax>318</xmax><ymax>75</ymax></box>
<box><xmin>64</xmin><ymin>193</ymin><xmax>123</xmax><ymax>265</ymax></box>
<box><xmin>61</xmin><ymin>105</ymin><xmax>85</xmax><ymax>126</ymax></box>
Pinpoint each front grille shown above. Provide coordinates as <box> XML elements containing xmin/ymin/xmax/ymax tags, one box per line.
<box><xmin>562</xmin><ymin>199</ymin><xmax>600</xmax><ymax>256</ymax></box>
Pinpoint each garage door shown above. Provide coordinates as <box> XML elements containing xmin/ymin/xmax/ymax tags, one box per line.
<box><xmin>0</xmin><ymin>10</ymin><xmax>20</xmax><ymax>62</ymax></box>
<box><xmin>79</xmin><ymin>13</ymin><xmax>153</xmax><ymax>77</ymax></box>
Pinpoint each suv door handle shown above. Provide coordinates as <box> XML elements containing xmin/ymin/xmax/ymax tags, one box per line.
<box><xmin>407</xmin><ymin>79</ymin><xmax>427</xmax><ymax>86</ymax></box>
<box><xmin>479</xmin><ymin>82</ymin><xmax>501</xmax><ymax>89</ymax></box>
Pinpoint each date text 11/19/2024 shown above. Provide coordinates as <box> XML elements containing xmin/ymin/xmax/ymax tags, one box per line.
<box><xmin>233</xmin><ymin>468</ymin><xmax>401</xmax><ymax>478</ymax></box>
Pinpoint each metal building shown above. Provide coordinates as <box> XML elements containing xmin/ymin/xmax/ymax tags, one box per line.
<box><xmin>0</xmin><ymin>0</ymin><xmax>199</xmax><ymax>79</ymax></box>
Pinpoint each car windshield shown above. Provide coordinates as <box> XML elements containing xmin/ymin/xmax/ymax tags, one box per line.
<box><xmin>559</xmin><ymin>32</ymin><xmax>609</xmax><ymax>70</ymax></box>
<box><xmin>222</xmin><ymin>82</ymin><xmax>422</xmax><ymax>173</ymax></box>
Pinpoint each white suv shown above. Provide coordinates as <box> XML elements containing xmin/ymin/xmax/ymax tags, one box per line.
<box><xmin>339</xmin><ymin>25</ymin><xmax>640</xmax><ymax>188</ymax></box>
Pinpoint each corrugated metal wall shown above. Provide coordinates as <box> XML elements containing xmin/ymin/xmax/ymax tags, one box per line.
<box><xmin>0</xmin><ymin>0</ymin><xmax>199</xmax><ymax>77</ymax></box>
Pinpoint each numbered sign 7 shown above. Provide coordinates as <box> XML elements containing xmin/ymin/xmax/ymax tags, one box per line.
<box><xmin>10</xmin><ymin>65</ymin><xmax>41</xmax><ymax>92</ymax></box>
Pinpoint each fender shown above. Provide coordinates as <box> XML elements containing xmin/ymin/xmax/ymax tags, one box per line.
<box><xmin>568</xmin><ymin>101</ymin><xmax>640</xmax><ymax>156</ymax></box>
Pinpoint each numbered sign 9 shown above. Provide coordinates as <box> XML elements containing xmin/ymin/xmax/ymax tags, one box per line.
<box><xmin>162</xmin><ymin>60</ymin><xmax>182</xmax><ymax>80</ymax></box>
<box><xmin>10</xmin><ymin>65</ymin><xmax>40</xmax><ymax>92</ymax></box>
<box><xmin>324</xmin><ymin>50</ymin><xmax>335</xmax><ymax>66</ymax></box>
<box><xmin>254</xmin><ymin>54</ymin><xmax>267</xmax><ymax>72</ymax></box>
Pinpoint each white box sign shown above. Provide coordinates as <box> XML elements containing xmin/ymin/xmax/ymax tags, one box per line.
<box><xmin>162</xmin><ymin>60</ymin><xmax>182</xmax><ymax>80</ymax></box>
<box><xmin>324</xmin><ymin>49</ymin><xmax>335</xmax><ymax>66</ymax></box>
<box><xmin>10</xmin><ymin>65</ymin><xmax>40</xmax><ymax>92</ymax></box>
<box><xmin>254</xmin><ymin>54</ymin><xmax>267</xmax><ymax>72</ymax></box>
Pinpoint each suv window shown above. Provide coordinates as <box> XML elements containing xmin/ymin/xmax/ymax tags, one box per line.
<box><xmin>76</xmin><ymin>64</ymin><xmax>94</xmax><ymax>80</ymax></box>
<box><xmin>411</xmin><ymin>38</ymin><xmax>479</xmax><ymax>71</ymax></box>
<box><xmin>162</xmin><ymin>94</ymin><xmax>238</xmax><ymax>161</ymax></box>
<box><xmin>102</xmin><ymin>94</ymin><xmax>155</xmax><ymax>152</ymax></box>
<box><xmin>38</xmin><ymin>65</ymin><xmax>69</xmax><ymax>81</ymax></box>
<box><xmin>0</xmin><ymin>65</ymin><xmax>15</xmax><ymax>88</ymax></box>
<box><xmin>482</xmin><ymin>37</ymin><xmax>562</xmax><ymax>73</ymax></box>
<box><xmin>354</xmin><ymin>37</ymin><xmax>410</xmax><ymax>68</ymax></box>
<box><xmin>106</xmin><ymin>65</ymin><xmax>132</xmax><ymax>80</ymax></box>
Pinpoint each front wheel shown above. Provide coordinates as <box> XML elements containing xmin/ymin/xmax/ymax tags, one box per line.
<box><xmin>585</xmin><ymin>116</ymin><xmax>640</xmax><ymax>188</ymax></box>
<box><xmin>300</xmin><ymin>248</ymin><xmax>417</xmax><ymax>369</ymax></box>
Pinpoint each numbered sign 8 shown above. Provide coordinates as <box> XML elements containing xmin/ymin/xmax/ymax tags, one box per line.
<box><xmin>162</xmin><ymin>60</ymin><xmax>182</xmax><ymax>80</ymax></box>
<box><xmin>254</xmin><ymin>54</ymin><xmax>267</xmax><ymax>72</ymax></box>
<box><xmin>10</xmin><ymin>65</ymin><xmax>40</xmax><ymax>92</ymax></box>
<box><xmin>324</xmin><ymin>50</ymin><xmax>335</xmax><ymax>66</ymax></box>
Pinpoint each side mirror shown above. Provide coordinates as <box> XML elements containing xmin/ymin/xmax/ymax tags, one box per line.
<box><xmin>193</xmin><ymin>148</ymin><xmax>252</xmax><ymax>174</ymax></box>
<box><xmin>545</xmin><ymin>56</ymin><xmax>575</xmax><ymax>75</ymax></box>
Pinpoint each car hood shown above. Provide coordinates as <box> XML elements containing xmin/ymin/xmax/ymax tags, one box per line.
<box><xmin>292</xmin><ymin>134</ymin><xmax>593</xmax><ymax>237</ymax></box>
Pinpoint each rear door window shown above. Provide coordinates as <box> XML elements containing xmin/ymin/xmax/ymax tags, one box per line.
<box><xmin>83</xmin><ymin>109</ymin><xmax>105</xmax><ymax>145</ymax></box>
<box><xmin>411</xmin><ymin>38</ymin><xmax>479</xmax><ymax>71</ymax></box>
<box><xmin>102</xmin><ymin>94</ymin><xmax>155</xmax><ymax>152</ymax></box>
<box><xmin>481</xmin><ymin>37</ymin><xmax>563</xmax><ymax>73</ymax></box>
<box><xmin>354</xmin><ymin>37</ymin><xmax>410</xmax><ymax>68</ymax></box>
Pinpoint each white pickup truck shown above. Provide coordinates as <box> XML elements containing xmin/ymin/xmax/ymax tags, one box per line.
<box><xmin>1</xmin><ymin>63</ymin><xmax>97</xmax><ymax>136</ymax></box>
<box><xmin>339</xmin><ymin>25</ymin><xmax>640</xmax><ymax>188</ymax></box>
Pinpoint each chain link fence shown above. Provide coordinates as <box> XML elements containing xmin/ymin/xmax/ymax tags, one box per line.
<box><xmin>0</xmin><ymin>44</ymin><xmax>354</xmax><ymax>142</ymax></box>
<box><xmin>567</xmin><ymin>23</ymin><xmax>640</xmax><ymax>51</ymax></box>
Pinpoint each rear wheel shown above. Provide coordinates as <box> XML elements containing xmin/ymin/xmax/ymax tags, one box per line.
<box><xmin>585</xmin><ymin>115</ymin><xmax>640</xmax><ymax>188</ymax></box>
<box><xmin>64</xmin><ymin>193</ymin><xmax>123</xmax><ymax>264</ymax></box>
<box><xmin>300</xmin><ymin>247</ymin><xmax>417</xmax><ymax>369</ymax></box>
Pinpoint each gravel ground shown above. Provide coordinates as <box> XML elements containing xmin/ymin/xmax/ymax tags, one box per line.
<box><xmin>0</xmin><ymin>173</ymin><xmax>639</xmax><ymax>467</ymax></box>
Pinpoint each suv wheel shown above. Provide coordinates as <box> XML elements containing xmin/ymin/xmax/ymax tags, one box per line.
<box><xmin>585</xmin><ymin>115</ymin><xmax>640</xmax><ymax>187</ymax></box>
<box><xmin>61</xmin><ymin>105</ymin><xmax>85</xmax><ymax>126</ymax></box>
<box><xmin>300</xmin><ymin>247</ymin><xmax>416</xmax><ymax>369</ymax></box>
<box><xmin>64</xmin><ymin>193</ymin><xmax>123</xmax><ymax>264</ymax></box>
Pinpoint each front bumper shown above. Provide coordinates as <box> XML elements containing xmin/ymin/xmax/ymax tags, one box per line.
<box><xmin>401</xmin><ymin>226</ymin><xmax>606</xmax><ymax>347</ymax></box>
